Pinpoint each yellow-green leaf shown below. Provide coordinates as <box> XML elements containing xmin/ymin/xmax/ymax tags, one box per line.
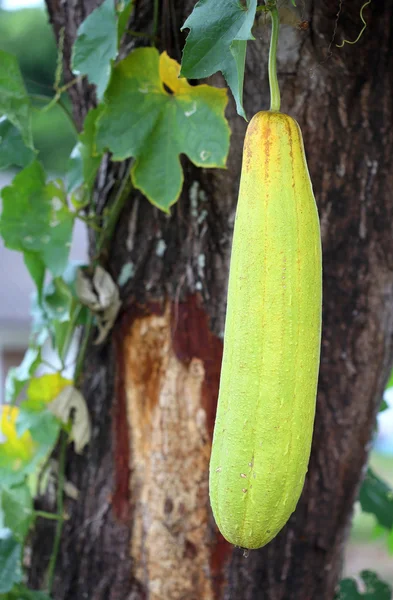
<box><xmin>0</xmin><ymin>407</ymin><xmax>36</xmax><ymax>469</ymax></box>
<box><xmin>27</xmin><ymin>373</ymin><xmax>73</xmax><ymax>410</ymax></box>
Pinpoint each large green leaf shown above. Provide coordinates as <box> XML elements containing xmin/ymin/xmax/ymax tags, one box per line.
<box><xmin>0</xmin><ymin>50</ymin><xmax>33</xmax><ymax>148</ymax></box>
<box><xmin>0</xmin><ymin>529</ymin><xmax>22</xmax><ymax>594</ymax></box>
<box><xmin>71</xmin><ymin>0</ymin><xmax>118</xmax><ymax>100</ymax></box>
<box><xmin>0</xmin><ymin>483</ymin><xmax>33</xmax><ymax>544</ymax></box>
<box><xmin>359</xmin><ymin>468</ymin><xmax>393</xmax><ymax>531</ymax></box>
<box><xmin>180</xmin><ymin>0</ymin><xmax>257</xmax><ymax>119</ymax></box>
<box><xmin>337</xmin><ymin>570</ymin><xmax>391</xmax><ymax>599</ymax></box>
<box><xmin>0</xmin><ymin>161</ymin><xmax>74</xmax><ymax>287</ymax></box>
<box><xmin>96</xmin><ymin>48</ymin><xmax>230</xmax><ymax>211</ymax></box>
<box><xmin>0</xmin><ymin>119</ymin><xmax>35</xmax><ymax>170</ymax></box>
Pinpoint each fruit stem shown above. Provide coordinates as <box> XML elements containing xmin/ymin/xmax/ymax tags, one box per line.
<box><xmin>267</xmin><ymin>3</ymin><xmax>281</xmax><ymax>112</ymax></box>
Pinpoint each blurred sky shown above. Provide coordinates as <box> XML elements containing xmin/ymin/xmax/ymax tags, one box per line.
<box><xmin>3</xmin><ymin>0</ymin><xmax>43</xmax><ymax>9</ymax></box>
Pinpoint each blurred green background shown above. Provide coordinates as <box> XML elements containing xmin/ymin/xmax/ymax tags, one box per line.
<box><xmin>0</xmin><ymin>3</ymin><xmax>76</xmax><ymax>172</ymax></box>
<box><xmin>346</xmin><ymin>452</ymin><xmax>393</xmax><ymax>585</ymax></box>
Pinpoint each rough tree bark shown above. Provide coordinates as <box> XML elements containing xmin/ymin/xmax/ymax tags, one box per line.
<box><xmin>31</xmin><ymin>1</ymin><xmax>393</xmax><ymax>599</ymax></box>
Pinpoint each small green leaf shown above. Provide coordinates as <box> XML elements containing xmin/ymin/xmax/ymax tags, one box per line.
<box><xmin>71</xmin><ymin>0</ymin><xmax>118</xmax><ymax>100</ymax></box>
<box><xmin>5</xmin><ymin>347</ymin><xmax>41</xmax><ymax>404</ymax></box>
<box><xmin>96</xmin><ymin>48</ymin><xmax>230</xmax><ymax>211</ymax></box>
<box><xmin>32</xmin><ymin>273</ymin><xmax>86</xmax><ymax>361</ymax></box>
<box><xmin>336</xmin><ymin>570</ymin><xmax>391</xmax><ymax>599</ymax></box>
<box><xmin>359</xmin><ymin>468</ymin><xmax>393</xmax><ymax>531</ymax></box>
<box><xmin>0</xmin><ymin>50</ymin><xmax>33</xmax><ymax>149</ymax></box>
<box><xmin>44</xmin><ymin>278</ymin><xmax>74</xmax><ymax>322</ymax></box>
<box><xmin>379</xmin><ymin>398</ymin><xmax>389</xmax><ymax>413</ymax></box>
<box><xmin>43</xmin><ymin>277</ymin><xmax>79</xmax><ymax>359</ymax></box>
<box><xmin>16</xmin><ymin>404</ymin><xmax>60</xmax><ymax>450</ymax></box>
<box><xmin>0</xmin><ymin>529</ymin><xmax>22</xmax><ymax>594</ymax></box>
<box><xmin>180</xmin><ymin>0</ymin><xmax>257</xmax><ymax>119</ymax></box>
<box><xmin>0</xmin><ymin>118</ymin><xmax>35</xmax><ymax>170</ymax></box>
<box><xmin>0</xmin><ymin>161</ymin><xmax>74</xmax><ymax>279</ymax></box>
<box><xmin>0</xmin><ymin>483</ymin><xmax>33</xmax><ymax>543</ymax></box>
<box><xmin>1</xmin><ymin>586</ymin><xmax>53</xmax><ymax>600</ymax></box>
<box><xmin>337</xmin><ymin>578</ymin><xmax>359</xmax><ymax>598</ymax></box>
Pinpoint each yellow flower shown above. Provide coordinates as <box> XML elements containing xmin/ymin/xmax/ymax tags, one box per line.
<box><xmin>0</xmin><ymin>405</ymin><xmax>36</xmax><ymax>470</ymax></box>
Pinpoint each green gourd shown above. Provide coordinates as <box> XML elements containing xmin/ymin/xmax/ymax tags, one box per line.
<box><xmin>209</xmin><ymin>110</ymin><xmax>322</xmax><ymax>549</ymax></box>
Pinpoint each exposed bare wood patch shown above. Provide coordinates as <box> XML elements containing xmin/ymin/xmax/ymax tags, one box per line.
<box><xmin>121</xmin><ymin>302</ymin><xmax>215</xmax><ymax>600</ymax></box>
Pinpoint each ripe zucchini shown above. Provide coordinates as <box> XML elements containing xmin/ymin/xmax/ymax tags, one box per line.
<box><xmin>209</xmin><ymin>111</ymin><xmax>322</xmax><ymax>550</ymax></box>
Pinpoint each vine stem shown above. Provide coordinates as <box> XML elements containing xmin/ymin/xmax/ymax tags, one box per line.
<box><xmin>96</xmin><ymin>162</ymin><xmax>133</xmax><ymax>256</ymax></box>
<box><xmin>74</xmin><ymin>313</ymin><xmax>93</xmax><ymax>386</ymax></box>
<box><xmin>76</xmin><ymin>214</ymin><xmax>103</xmax><ymax>232</ymax></box>
<box><xmin>267</xmin><ymin>3</ymin><xmax>281</xmax><ymax>112</ymax></box>
<box><xmin>153</xmin><ymin>0</ymin><xmax>159</xmax><ymax>44</ymax></box>
<box><xmin>34</xmin><ymin>510</ymin><xmax>64</xmax><ymax>522</ymax></box>
<box><xmin>30</xmin><ymin>94</ymin><xmax>78</xmax><ymax>135</ymax></box>
<box><xmin>46</xmin><ymin>431</ymin><xmax>67</xmax><ymax>593</ymax></box>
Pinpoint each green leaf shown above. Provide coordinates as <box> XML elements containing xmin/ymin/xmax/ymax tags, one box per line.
<box><xmin>71</xmin><ymin>0</ymin><xmax>118</xmax><ymax>100</ymax></box>
<box><xmin>31</xmin><ymin>272</ymin><xmax>86</xmax><ymax>361</ymax></box>
<box><xmin>379</xmin><ymin>398</ymin><xmax>388</xmax><ymax>413</ymax></box>
<box><xmin>23</xmin><ymin>252</ymin><xmax>46</xmax><ymax>300</ymax></box>
<box><xmin>0</xmin><ymin>118</ymin><xmax>35</xmax><ymax>170</ymax></box>
<box><xmin>5</xmin><ymin>347</ymin><xmax>41</xmax><ymax>404</ymax></box>
<box><xmin>30</xmin><ymin>294</ymin><xmax>50</xmax><ymax>348</ymax></box>
<box><xmin>16</xmin><ymin>404</ymin><xmax>60</xmax><ymax>450</ymax></box>
<box><xmin>0</xmin><ymin>161</ymin><xmax>74</xmax><ymax>280</ymax></box>
<box><xmin>43</xmin><ymin>278</ymin><xmax>74</xmax><ymax>322</ymax></box>
<box><xmin>336</xmin><ymin>570</ymin><xmax>391</xmax><ymax>599</ymax></box>
<box><xmin>0</xmin><ymin>50</ymin><xmax>33</xmax><ymax>149</ymax></box>
<box><xmin>359</xmin><ymin>468</ymin><xmax>393</xmax><ymax>531</ymax></box>
<box><xmin>0</xmin><ymin>483</ymin><xmax>33</xmax><ymax>544</ymax></box>
<box><xmin>43</xmin><ymin>277</ymin><xmax>79</xmax><ymax>360</ymax></box>
<box><xmin>180</xmin><ymin>0</ymin><xmax>257</xmax><ymax>119</ymax></box>
<box><xmin>117</xmin><ymin>0</ymin><xmax>134</xmax><ymax>44</ymax></box>
<box><xmin>1</xmin><ymin>586</ymin><xmax>52</xmax><ymax>600</ymax></box>
<box><xmin>66</xmin><ymin>146</ymin><xmax>83</xmax><ymax>195</ymax></box>
<box><xmin>0</xmin><ymin>529</ymin><xmax>22</xmax><ymax>594</ymax></box>
<box><xmin>66</xmin><ymin>106</ymin><xmax>103</xmax><ymax>194</ymax></box>
<box><xmin>96</xmin><ymin>48</ymin><xmax>230</xmax><ymax>211</ymax></box>
<box><xmin>0</xmin><ymin>407</ymin><xmax>38</xmax><ymax>487</ymax></box>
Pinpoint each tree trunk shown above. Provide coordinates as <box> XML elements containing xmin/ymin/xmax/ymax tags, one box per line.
<box><xmin>33</xmin><ymin>1</ymin><xmax>393</xmax><ymax>598</ymax></box>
